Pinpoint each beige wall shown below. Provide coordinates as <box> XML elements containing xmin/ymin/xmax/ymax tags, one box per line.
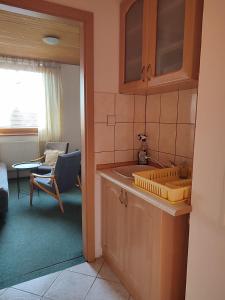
<box><xmin>48</xmin><ymin>0</ymin><xmax>198</xmax><ymax>257</ymax></box>
<box><xmin>94</xmin><ymin>89</ymin><xmax>197</xmax><ymax>167</ymax></box>
<box><xmin>47</xmin><ymin>1</ymin><xmax>199</xmax><ymax>265</ymax></box>
<box><xmin>186</xmin><ymin>0</ymin><xmax>225</xmax><ymax>299</ymax></box>
<box><xmin>61</xmin><ymin>64</ymin><xmax>81</xmax><ymax>151</ymax></box>
<box><xmin>48</xmin><ymin>0</ymin><xmax>120</xmax><ymax>94</ymax></box>
<box><xmin>41</xmin><ymin>2</ymin><xmax>225</xmax><ymax>295</ymax></box>
<box><xmin>146</xmin><ymin>90</ymin><xmax>197</xmax><ymax>166</ymax></box>
<box><xmin>94</xmin><ymin>93</ymin><xmax>145</xmax><ymax>165</ymax></box>
<box><xmin>0</xmin><ymin>135</ymin><xmax>39</xmax><ymax>177</ymax></box>
<box><xmin>94</xmin><ymin>88</ymin><xmax>197</xmax><ymax>257</ymax></box>
<box><xmin>47</xmin><ymin>0</ymin><xmax>120</xmax><ymax>256</ymax></box>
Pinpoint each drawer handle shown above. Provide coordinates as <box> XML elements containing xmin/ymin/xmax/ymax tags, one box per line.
<box><xmin>124</xmin><ymin>191</ymin><xmax>128</xmax><ymax>207</ymax></box>
<box><xmin>147</xmin><ymin>64</ymin><xmax>152</xmax><ymax>81</ymax></box>
<box><xmin>119</xmin><ymin>189</ymin><xmax>124</xmax><ymax>204</ymax></box>
<box><xmin>141</xmin><ymin>65</ymin><xmax>145</xmax><ymax>82</ymax></box>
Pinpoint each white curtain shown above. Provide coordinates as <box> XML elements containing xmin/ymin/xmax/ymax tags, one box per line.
<box><xmin>0</xmin><ymin>56</ymin><xmax>63</xmax><ymax>153</ymax></box>
<box><xmin>38</xmin><ymin>66</ymin><xmax>62</xmax><ymax>153</ymax></box>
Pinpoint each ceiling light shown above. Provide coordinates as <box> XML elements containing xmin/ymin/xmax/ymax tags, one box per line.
<box><xmin>42</xmin><ymin>36</ymin><xmax>60</xmax><ymax>46</ymax></box>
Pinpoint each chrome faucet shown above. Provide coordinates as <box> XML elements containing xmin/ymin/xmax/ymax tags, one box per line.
<box><xmin>145</xmin><ymin>155</ymin><xmax>176</xmax><ymax>168</ymax></box>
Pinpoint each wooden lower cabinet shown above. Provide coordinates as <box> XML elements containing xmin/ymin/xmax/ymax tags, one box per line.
<box><xmin>102</xmin><ymin>180</ymin><xmax>125</xmax><ymax>273</ymax></box>
<box><xmin>124</xmin><ymin>192</ymin><xmax>162</xmax><ymax>299</ymax></box>
<box><xmin>102</xmin><ymin>179</ymin><xmax>189</xmax><ymax>300</ymax></box>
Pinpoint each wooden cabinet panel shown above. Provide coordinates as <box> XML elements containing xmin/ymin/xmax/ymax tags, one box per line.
<box><xmin>148</xmin><ymin>0</ymin><xmax>203</xmax><ymax>93</ymax></box>
<box><xmin>124</xmin><ymin>0</ymin><xmax>144</xmax><ymax>83</ymax></box>
<box><xmin>102</xmin><ymin>180</ymin><xmax>125</xmax><ymax>272</ymax></box>
<box><xmin>159</xmin><ymin>212</ymin><xmax>189</xmax><ymax>300</ymax></box>
<box><xmin>119</xmin><ymin>0</ymin><xmax>203</xmax><ymax>95</ymax></box>
<box><xmin>124</xmin><ymin>192</ymin><xmax>161</xmax><ymax>300</ymax></box>
<box><xmin>101</xmin><ymin>178</ymin><xmax>189</xmax><ymax>300</ymax></box>
<box><xmin>119</xmin><ymin>0</ymin><xmax>149</xmax><ymax>93</ymax></box>
<box><xmin>155</xmin><ymin>0</ymin><xmax>185</xmax><ymax>76</ymax></box>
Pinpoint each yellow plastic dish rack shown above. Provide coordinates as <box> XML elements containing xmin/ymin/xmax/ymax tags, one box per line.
<box><xmin>132</xmin><ymin>167</ymin><xmax>192</xmax><ymax>203</ymax></box>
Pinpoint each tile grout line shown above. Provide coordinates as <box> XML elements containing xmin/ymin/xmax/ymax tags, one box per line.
<box><xmin>11</xmin><ymin>286</ymin><xmax>44</xmax><ymax>298</ymax></box>
<box><xmin>157</xmin><ymin>93</ymin><xmax>162</xmax><ymax>160</ymax></box>
<box><xmin>0</xmin><ymin>288</ymin><xmax>8</xmax><ymax>297</ymax></box>
<box><xmin>113</xmin><ymin>93</ymin><xmax>116</xmax><ymax>163</ymax></box>
<box><xmin>94</xmin><ymin>91</ymin><xmax>116</xmax><ymax>95</ymax></box>
<box><xmin>41</xmin><ymin>270</ymin><xmax>64</xmax><ymax>298</ymax></box>
<box><xmin>67</xmin><ymin>270</ymin><xmax>98</xmax><ymax>278</ymax></box>
<box><xmin>96</xmin><ymin>261</ymin><xmax>127</xmax><ymax>285</ymax></box>
<box><xmin>174</xmin><ymin>90</ymin><xmax>180</xmax><ymax>162</ymax></box>
<box><xmin>84</xmin><ymin>261</ymin><xmax>105</xmax><ymax>299</ymax></box>
<box><xmin>192</xmin><ymin>90</ymin><xmax>198</xmax><ymax>161</ymax></box>
<box><xmin>144</xmin><ymin>94</ymin><xmax>147</xmax><ymax>134</ymax></box>
<box><xmin>140</xmin><ymin>121</ymin><xmax>196</xmax><ymax>125</ymax></box>
<box><xmin>132</xmin><ymin>95</ymin><xmax>135</xmax><ymax>160</ymax></box>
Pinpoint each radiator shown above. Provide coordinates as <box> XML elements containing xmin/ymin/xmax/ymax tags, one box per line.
<box><xmin>0</xmin><ymin>137</ymin><xmax>39</xmax><ymax>172</ymax></box>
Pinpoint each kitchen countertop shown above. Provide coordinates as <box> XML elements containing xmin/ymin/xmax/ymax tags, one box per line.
<box><xmin>98</xmin><ymin>168</ymin><xmax>192</xmax><ymax>217</ymax></box>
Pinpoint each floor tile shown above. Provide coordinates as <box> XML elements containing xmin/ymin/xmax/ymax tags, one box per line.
<box><xmin>45</xmin><ymin>270</ymin><xmax>95</xmax><ymax>300</ymax></box>
<box><xmin>0</xmin><ymin>290</ymin><xmax>6</xmax><ymax>296</ymax></box>
<box><xmin>86</xmin><ymin>278</ymin><xmax>129</xmax><ymax>300</ymax></box>
<box><xmin>13</xmin><ymin>271</ymin><xmax>60</xmax><ymax>296</ymax></box>
<box><xmin>68</xmin><ymin>258</ymin><xmax>104</xmax><ymax>277</ymax></box>
<box><xmin>0</xmin><ymin>288</ymin><xmax>41</xmax><ymax>299</ymax></box>
<box><xmin>97</xmin><ymin>263</ymin><xmax>120</xmax><ymax>283</ymax></box>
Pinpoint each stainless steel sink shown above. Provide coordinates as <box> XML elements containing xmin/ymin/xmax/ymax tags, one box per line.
<box><xmin>113</xmin><ymin>165</ymin><xmax>156</xmax><ymax>179</ymax></box>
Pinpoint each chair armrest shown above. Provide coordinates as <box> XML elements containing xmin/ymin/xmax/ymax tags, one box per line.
<box><xmin>30</xmin><ymin>156</ymin><xmax>45</xmax><ymax>162</ymax></box>
<box><xmin>31</xmin><ymin>173</ymin><xmax>55</xmax><ymax>179</ymax></box>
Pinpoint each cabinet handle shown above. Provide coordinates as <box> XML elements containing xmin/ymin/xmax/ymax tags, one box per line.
<box><xmin>147</xmin><ymin>64</ymin><xmax>152</xmax><ymax>81</ymax></box>
<box><xmin>119</xmin><ymin>189</ymin><xmax>124</xmax><ymax>204</ymax></box>
<box><xmin>141</xmin><ymin>65</ymin><xmax>145</xmax><ymax>82</ymax></box>
<box><xmin>124</xmin><ymin>191</ymin><xmax>128</xmax><ymax>207</ymax></box>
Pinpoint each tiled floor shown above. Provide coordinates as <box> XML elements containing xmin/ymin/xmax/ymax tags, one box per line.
<box><xmin>0</xmin><ymin>259</ymin><xmax>133</xmax><ymax>300</ymax></box>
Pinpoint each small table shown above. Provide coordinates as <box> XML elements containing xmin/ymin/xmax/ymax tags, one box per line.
<box><xmin>12</xmin><ymin>162</ymin><xmax>42</xmax><ymax>199</ymax></box>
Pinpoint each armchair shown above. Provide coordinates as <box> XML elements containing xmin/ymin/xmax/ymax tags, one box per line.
<box><xmin>30</xmin><ymin>150</ymin><xmax>81</xmax><ymax>213</ymax></box>
<box><xmin>31</xmin><ymin>142</ymin><xmax>69</xmax><ymax>174</ymax></box>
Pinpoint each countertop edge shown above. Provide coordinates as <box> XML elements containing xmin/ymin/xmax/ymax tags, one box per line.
<box><xmin>98</xmin><ymin>169</ymin><xmax>192</xmax><ymax>217</ymax></box>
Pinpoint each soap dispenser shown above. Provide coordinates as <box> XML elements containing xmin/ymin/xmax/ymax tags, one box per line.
<box><xmin>137</xmin><ymin>134</ymin><xmax>148</xmax><ymax>165</ymax></box>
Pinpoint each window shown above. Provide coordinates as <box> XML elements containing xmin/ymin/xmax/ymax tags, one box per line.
<box><xmin>0</xmin><ymin>68</ymin><xmax>46</xmax><ymax>135</ymax></box>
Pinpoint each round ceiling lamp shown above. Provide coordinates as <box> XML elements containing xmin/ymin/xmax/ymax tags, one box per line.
<box><xmin>42</xmin><ymin>36</ymin><xmax>60</xmax><ymax>46</ymax></box>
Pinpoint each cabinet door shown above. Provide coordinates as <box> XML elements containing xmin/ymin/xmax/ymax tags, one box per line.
<box><xmin>148</xmin><ymin>0</ymin><xmax>203</xmax><ymax>90</ymax></box>
<box><xmin>156</xmin><ymin>0</ymin><xmax>185</xmax><ymax>76</ymax></box>
<box><xmin>102</xmin><ymin>180</ymin><xmax>125</xmax><ymax>272</ymax></box>
<box><xmin>124</xmin><ymin>192</ymin><xmax>161</xmax><ymax>300</ymax></box>
<box><xmin>119</xmin><ymin>0</ymin><xmax>149</xmax><ymax>93</ymax></box>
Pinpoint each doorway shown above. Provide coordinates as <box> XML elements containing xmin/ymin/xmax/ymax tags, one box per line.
<box><xmin>0</xmin><ymin>0</ymin><xmax>95</xmax><ymax>288</ymax></box>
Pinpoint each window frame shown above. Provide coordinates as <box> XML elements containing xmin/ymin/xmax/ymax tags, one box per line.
<box><xmin>0</xmin><ymin>67</ymin><xmax>45</xmax><ymax>134</ymax></box>
<box><xmin>0</xmin><ymin>127</ymin><xmax>38</xmax><ymax>136</ymax></box>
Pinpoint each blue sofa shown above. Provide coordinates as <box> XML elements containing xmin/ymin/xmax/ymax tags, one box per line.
<box><xmin>0</xmin><ymin>162</ymin><xmax>8</xmax><ymax>214</ymax></box>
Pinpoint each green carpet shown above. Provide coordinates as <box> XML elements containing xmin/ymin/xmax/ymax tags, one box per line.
<box><xmin>0</xmin><ymin>178</ymin><xmax>84</xmax><ymax>289</ymax></box>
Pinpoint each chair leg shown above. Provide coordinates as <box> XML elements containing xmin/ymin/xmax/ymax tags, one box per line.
<box><xmin>53</xmin><ymin>179</ymin><xmax>64</xmax><ymax>213</ymax></box>
<box><xmin>30</xmin><ymin>178</ymin><xmax>34</xmax><ymax>206</ymax></box>
<box><xmin>58</xmin><ymin>196</ymin><xmax>64</xmax><ymax>213</ymax></box>
<box><xmin>77</xmin><ymin>175</ymin><xmax>82</xmax><ymax>191</ymax></box>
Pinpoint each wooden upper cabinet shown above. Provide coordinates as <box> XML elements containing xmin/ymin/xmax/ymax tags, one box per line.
<box><xmin>120</xmin><ymin>0</ymin><xmax>148</xmax><ymax>92</ymax></box>
<box><xmin>119</xmin><ymin>0</ymin><xmax>203</xmax><ymax>94</ymax></box>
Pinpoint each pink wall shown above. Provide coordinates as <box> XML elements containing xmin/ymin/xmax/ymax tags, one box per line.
<box><xmin>94</xmin><ymin>90</ymin><xmax>197</xmax><ymax>167</ymax></box>
<box><xmin>47</xmin><ymin>0</ymin><xmax>120</xmax><ymax>256</ymax></box>
<box><xmin>48</xmin><ymin>0</ymin><xmax>120</xmax><ymax>93</ymax></box>
<box><xmin>186</xmin><ymin>0</ymin><xmax>225</xmax><ymax>299</ymax></box>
